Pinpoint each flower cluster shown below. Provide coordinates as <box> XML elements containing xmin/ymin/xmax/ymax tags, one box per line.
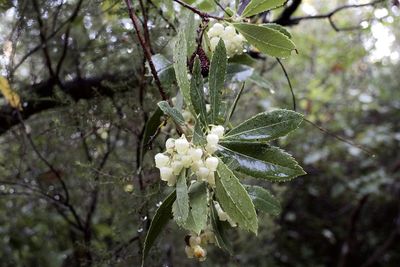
<box><xmin>184</xmin><ymin>230</ymin><xmax>215</xmax><ymax>262</ymax></box>
<box><xmin>208</xmin><ymin>23</ymin><xmax>245</xmax><ymax>57</ymax></box>
<box><xmin>154</xmin><ymin>125</ymin><xmax>225</xmax><ymax>187</ymax></box>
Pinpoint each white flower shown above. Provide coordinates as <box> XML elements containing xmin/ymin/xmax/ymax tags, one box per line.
<box><xmin>189</xmin><ymin>235</ymin><xmax>201</xmax><ymax>247</ymax></box>
<box><xmin>206</xmin><ymin>133</ymin><xmax>219</xmax><ymax>146</ymax></box>
<box><xmin>171</xmin><ymin>160</ymin><xmax>184</xmax><ymax>175</ymax></box>
<box><xmin>207</xmin><ymin>172</ymin><xmax>215</xmax><ymax>186</ymax></box>
<box><xmin>191</xmin><ymin>160</ymin><xmax>204</xmax><ymax>172</ymax></box>
<box><xmin>211</xmin><ymin>125</ymin><xmax>225</xmax><ymax>138</ymax></box>
<box><xmin>155</xmin><ymin>153</ymin><xmax>169</xmax><ymax>168</ymax></box>
<box><xmin>212</xmin><ymin>23</ymin><xmax>224</xmax><ymax>33</ymax></box>
<box><xmin>189</xmin><ymin>148</ymin><xmax>203</xmax><ymax>161</ymax></box>
<box><xmin>205</xmin><ymin>143</ymin><xmax>218</xmax><ymax>154</ymax></box>
<box><xmin>185</xmin><ymin>245</ymin><xmax>194</xmax><ymax>258</ymax></box>
<box><xmin>222</xmin><ymin>26</ymin><xmax>236</xmax><ymax>39</ymax></box>
<box><xmin>165</xmin><ymin>138</ymin><xmax>175</xmax><ymax>153</ymax></box>
<box><xmin>197</xmin><ymin>167</ymin><xmax>210</xmax><ymax>181</ymax></box>
<box><xmin>175</xmin><ymin>135</ymin><xmax>190</xmax><ymax>155</ymax></box>
<box><xmin>193</xmin><ymin>245</ymin><xmax>206</xmax><ymax>261</ymax></box>
<box><xmin>181</xmin><ymin>155</ymin><xmax>192</xmax><ymax>168</ymax></box>
<box><xmin>159</xmin><ymin>167</ymin><xmax>174</xmax><ymax>182</ymax></box>
<box><xmin>210</xmin><ymin>37</ymin><xmax>221</xmax><ymax>51</ymax></box>
<box><xmin>205</xmin><ymin>156</ymin><xmax>219</xmax><ymax>171</ymax></box>
<box><xmin>167</xmin><ymin>175</ymin><xmax>177</xmax><ymax>186</ymax></box>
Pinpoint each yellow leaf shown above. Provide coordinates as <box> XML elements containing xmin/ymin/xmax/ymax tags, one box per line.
<box><xmin>0</xmin><ymin>76</ymin><xmax>22</xmax><ymax>110</ymax></box>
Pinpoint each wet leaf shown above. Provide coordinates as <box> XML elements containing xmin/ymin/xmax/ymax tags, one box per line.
<box><xmin>209</xmin><ymin>39</ymin><xmax>227</xmax><ymax>123</ymax></box>
<box><xmin>193</xmin><ymin>119</ymin><xmax>206</xmax><ymax>146</ymax></box>
<box><xmin>233</xmin><ymin>23</ymin><xmax>296</xmax><ymax>58</ymax></box>
<box><xmin>157</xmin><ymin>101</ymin><xmax>185</xmax><ymax>125</ymax></box>
<box><xmin>142</xmin><ymin>190</ymin><xmax>176</xmax><ymax>266</ymax></box>
<box><xmin>242</xmin><ymin>0</ymin><xmax>286</xmax><ymax>17</ymax></box>
<box><xmin>183</xmin><ymin>182</ymin><xmax>208</xmax><ymax>234</ymax></box>
<box><xmin>173</xmin><ymin>30</ymin><xmax>191</xmax><ymax>109</ymax></box>
<box><xmin>223</xmin><ymin>109</ymin><xmax>303</xmax><ymax>142</ymax></box>
<box><xmin>172</xmin><ymin>171</ymin><xmax>189</xmax><ymax>226</ymax></box>
<box><xmin>215</xmin><ymin>160</ymin><xmax>258</xmax><ymax>234</ymax></box>
<box><xmin>262</xmin><ymin>23</ymin><xmax>292</xmax><ymax>39</ymax></box>
<box><xmin>218</xmin><ymin>143</ymin><xmax>306</xmax><ymax>182</ymax></box>
<box><xmin>210</xmin><ymin>203</ymin><xmax>233</xmax><ymax>253</ymax></box>
<box><xmin>190</xmin><ymin>57</ymin><xmax>208</xmax><ymax>126</ymax></box>
<box><xmin>244</xmin><ymin>185</ymin><xmax>281</xmax><ymax>216</ymax></box>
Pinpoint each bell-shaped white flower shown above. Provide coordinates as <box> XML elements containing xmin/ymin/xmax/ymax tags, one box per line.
<box><xmin>197</xmin><ymin>167</ymin><xmax>210</xmax><ymax>181</ymax></box>
<box><xmin>211</xmin><ymin>125</ymin><xmax>225</xmax><ymax>138</ymax></box>
<box><xmin>175</xmin><ymin>135</ymin><xmax>190</xmax><ymax>155</ymax></box>
<box><xmin>181</xmin><ymin>155</ymin><xmax>192</xmax><ymax>168</ymax></box>
<box><xmin>189</xmin><ymin>148</ymin><xmax>203</xmax><ymax>161</ymax></box>
<box><xmin>171</xmin><ymin>160</ymin><xmax>184</xmax><ymax>175</ymax></box>
<box><xmin>159</xmin><ymin>167</ymin><xmax>174</xmax><ymax>182</ymax></box>
<box><xmin>165</xmin><ymin>138</ymin><xmax>175</xmax><ymax>153</ymax></box>
<box><xmin>155</xmin><ymin>153</ymin><xmax>169</xmax><ymax>168</ymax></box>
<box><xmin>205</xmin><ymin>143</ymin><xmax>218</xmax><ymax>154</ymax></box>
<box><xmin>206</xmin><ymin>133</ymin><xmax>219</xmax><ymax>146</ymax></box>
<box><xmin>205</xmin><ymin>156</ymin><xmax>219</xmax><ymax>171</ymax></box>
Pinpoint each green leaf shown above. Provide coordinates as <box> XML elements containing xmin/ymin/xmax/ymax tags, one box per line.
<box><xmin>209</xmin><ymin>39</ymin><xmax>227</xmax><ymax>123</ymax></box>
<box><xmin>190</xmin><ymin>57</ymin><xmax>208</xmax><ymax>126</ymax></box>
<box><xmin>210</xmin><ymin>203</ymin><xmax>233</xmax><ymax>253</ymax></box>
<box><xmin>242</xmin><ymin>0</ymin><xmax>286</xmax><ymax>17</ymax></box>
<box><xmin>215</xmin><ymin>160</ymin><xmax>258</xmax><ymax>234</ymax></box>
<box><xmin>173</xmin><ymin>30</ymin><xmax>191</xmax><ymax>109</ymax></box>
<box><xmin>218</xmin><ymin>143</ymin><xmax>306</xmax><ymax>182</ymax></box>
<box><xmin>141</xmin><ymin>107</ymin><xmax>163</xmax><ymax>149</ymax></box>
<box><xmin>262</xmin><ymin>23</ymin><xmax>292</xmax><ymax>39</ymax></box>
<box><xmin>183</xmin><ymin>182</ymin><xmax>208</xmax><ymax>234</ymax></box>
<box><xmin>157</xmin><ymin>101</ymin><xmax>185</xmax><ymax>125</ymax></box>
<box><xmin>184</xmin><ymin>10</ymin><xmax>197</xmax><ymax>55</ymax></box>
<box><xmin>142</xmin><ymin>190</ymin><xmax>176</xmax><ymax>266</ymax></box>
<box><xmin>226</xmin><ymin>63</ymin><xmax>254</xmax><ymax>83</ymax></box>
<box><xmin>172</xmin><ymin>171</ymin><xmax>189</xmax><ymax>226</ymax></box>
<box><xmin>248</xmin><ymin>72</ymin><xmax>274</xmax><ymax>92</ymax></box>
<box><xmin>223</xmin><ymin>109</ymin><xmax>303</xmax><ymax>142</ymax></box>
<box><xmin>244</xmin><ymin>185</ymin><xmax>281</xmax><ymax>216</ymax></box>
<box><xmin>193</xmin><ymin>119</ymin><xmax>206</xmax><ymax>146</ymax></box>
<box><xmin>233</xmin><ymin>23</ymin><xmax>296</xmax><ymax>58</ymax></box>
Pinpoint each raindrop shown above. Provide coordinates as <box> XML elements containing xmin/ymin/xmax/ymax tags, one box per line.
<box><xmin>137</xmin><ymin>228</ymin><xmax>143</xmax><ymax>233</ymax></box>
<box><xmin>141</xmin><ymin>216</ymin><xmax>148</xmax><ymax>221</ymax></box>
<box><xmin>0</xmin><ymin>185</ymin><xmax>5</xmax><ymax>191</ymax></box>
<box><xmin>54</xmin><ymin>195</ymin><xmax>61</xmax><ymax>201</ymax></box>
<box><xmin>156</xmin><ymin>201</ymin><xmax>162</xmax><ymax>207</ymax></box>
<box><xmin>9</xmin><ymin>188</ymin><xmax>15</xmax><ymax>194</ymax></box>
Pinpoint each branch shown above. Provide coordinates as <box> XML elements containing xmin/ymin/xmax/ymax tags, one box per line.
<box><xmin>172</xmin><ymin>0</ymin><xmax>224</xmax><ymax>20</ymax></box>
<box><xmin>124</xmin><ymin>0</ymin><xmax>168</xmax><ymax>101</ymax></box>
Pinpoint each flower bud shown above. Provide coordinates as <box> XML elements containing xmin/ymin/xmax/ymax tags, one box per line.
<box><xmin>205</xmin><ymin>156</ymin><xmax>219</xmax><ymax>171</ymax></box>
<box><xmin>171</xmin><ymin>160</ymin><xmax>184</xmax><ymax>175</ymax></box>
<box><xmin>197</xmin><ymin>167</ymin><xmax>210</xmax><ymax>181</ymax></box>
<box><xmin>207</xmin><ymin>172</ymin><xmax>215</xmax><ymax>186</ymax></box>
<box><xmin>212</xmin><ymin>23</ymin><xmax>224</xmax><ymax>33</ymax></box>
<box><xmin>181</xmin><ymin>155</ymin><xmax>192</xmax><ymax>168</ymax></box>
<box><xmin>175</xmin><ymin>135</ymin><xmax>190</xmax><ymax>155</ymax></box>
<box><xmin>155</xmin><ymin>153</ymin><xmax>169</xmax><ymax>168</ymax></box>
<box><xmin>206</xmin><ymin>133</ymin><xmax>219</xmax><ymax>146</ymax></box>
<box><xmin>191</xmin><ymin>160</ymin><xmax>204</xmax><ymax>172</ymax></box>
<box><xmin>211</xmin><ymin>125</ymin><xmax>225</xmax><ymax>138</ymax></box>
<box><xmin>193</xmin><ymin>245</ymin><xmax>206</xmax><ymax>261</ymax></box>
<box><xmin>205</xmin><ymin>143</ymin><xmax>218</xmax><ymax>154</ymax></box>
<box><xmin>222</xmin><ymin>26</ymin><xmax>236</xmax><ymax>39</ymax></box>
<box><xmin>189</xmin><ymin>235</ymin><xmax>201</xmax><ymax>247</ymax></box>
<box><xmin>189</xmin><ymin>148</ymin><xmax>203</xmax><ymax>161</ymax></box>
<box><xmin>165</xmin><ymin>138</ymin><xmax>175</xmax><ymax>153</ymax></box>
<box><xmin>159</xmin><ymin>167</ymin><xmax>174</xmax><ymax>182</ymax></box>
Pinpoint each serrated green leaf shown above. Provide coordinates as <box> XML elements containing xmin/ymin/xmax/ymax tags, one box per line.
<box><xmin>190</xmin><ymin>57</ymin><xmax>208</xmax><ymax>126</ymax></box>
<box><xmin>244</xmin><ymin>185</ymin><xmax>281</xmax><ymax>216</ymax></box>
<box><xmin>262</xmin><ymin>23</ymin><xmax>292</xmax><ymax>39</ymax></box>
<box><xmin>223</xmin><ymin>109</ymin><xmax>303</xmax><ymax>142</ymax></box>
<box><xmin>218</xmin><ymin>143</ymin><xmax>306</xmax><ymax>182</ymax></box>
<box><xmin>183</xmin><ymin>182</ymin><xmax>208</xmax><ymax>234</ymax></box>
<box><xmin>193</xmin><ymin>119</ymin><xmax>206</xmax><ymax>146</ymax></box>
<box><xmin>173</xmin><ymin>30</ymin><xmax>191</xmax><ymax>108</ymax></box>
<box><xmin>172</xmin><ymin>171</ymin><xmax>189</xmax><ymax>226</ymax></box>
<box><xmin>242</xmin><ymin>0</ymin><xmax>286</xmax><ymax>17</ymax></box>
<box><xmin>209</xmin><ymin>39</ymin><xmax>227</xmax><ymax>123</ymax></box>
<box><xmin>215</xmin><ymin>160</ymin><xmax>258</xmax><ymax>234</ymax></box>
<box><xmin>142</xmin><ymin>190</ymin><xmax>176</xmax><ymax>266</ymax></box>
<box><xmin>157</xmin><ymin>101</ymin><xmax>185</xmax><ymax>125</ymax></box>
<box><xmin>210</xmin><ymin>203</ymin><xmax>233</xmax><ymax>253</ymax></box>
<box><xmin>233</xmin><ymin>23</ymin><xmax>296</xmax><ymax>58</ymax></box>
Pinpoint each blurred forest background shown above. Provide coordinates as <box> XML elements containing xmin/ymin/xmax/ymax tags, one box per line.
<box><xmin>0</xmin><ymin>0</ymin><xmax>399</xmax><ymax>266</ymax></box>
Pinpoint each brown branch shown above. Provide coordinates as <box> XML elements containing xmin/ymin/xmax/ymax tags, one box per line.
<box><xmin>173</xmin><ymin>0</ymin><xmax>225</xmax><ymax>20</ymax></box>
<box><xmin>124</xmin><ymin>0</ymin><xmax>168</xmax><ymax>101</ymax></box>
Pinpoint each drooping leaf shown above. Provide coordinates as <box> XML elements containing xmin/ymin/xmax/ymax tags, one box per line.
<box><xmin>141</xmin><ymin>107</ymin><xmax>163</xmax><ymax>146</ymax></box>
<box><xmin>152</xmin><ymin>54</ymin><xmax>176</xmax><ymax>87</ymax></box>
<box><xmin>142</xmin><ymin>190</ymin><xmax>176</xmax><ymax>266</ymax></box>
<box><xmin>184</xmin><ymin>10</ymin><xmax>197</xmax><ymax>55</ymax></box>
<box><xmin>226</xmin><ymin>63</ymin><xmax>254</xmax><ymax>83</ymax></box>
<box><xmin>223</xmin><ymin>109</ymin><xmax>303</xmax><ymax>142</ymax></box>
<box><xmin>215</xmin><ymin>160</ymin><xmax>258</xmax><ymax>234</ymax></box>
<box><xmin>242</xmin><ymin>0</ymin><xmax>286</xmax><ymax>17</ymax></box>
<box><xmin>209</xmin><ymin>39</ymin><xmax>227</xmax><ymax>123</ymax></box>
<box><xmin>248</xmin><ymin>72</ymin><xmax>274</xmax><ymax>92</ymax></box>
<box><xmin>244</xmin><ymin>185</ymin><xmax>281</xmax><ymax>216</ymax></box>
<box><xmin>173</xmin><ymin>30</ymin><xmax>191</xmax><ymax>109</ymax></box>
<box><xmin>210</xmin><ymin>203</ymin><xmax>233</xmax><ymax>253</ymax></box>
<box><xmin>190</xmin><ymin>57</ymin><xmax>208</xmax><ymax>126</ymax></box>
<box><xmin>157</xmin><ymin>101</ymin><xmax>185</xmax><ymax>125</ymax></box>
<box><xmin>192</xmin><ymin>119</ymin><xmax>206</xmax><ymax>146</ymax></box>
<box><xmin>218</xmin><ymin>143</ymin><xmax>306</xmax><ymax>182</ymax></box>
<box><xmin>183</xmin><ymin>182</ymin><xmax>208</xmax><ymax>234</ymax></box>
<box><xmin>233</xmin><ymin>23</ymin><xmax>296</xmax><ymax>58</ymax></box>
<box><xmin>0</xmin><ymin>76</ymin><xmax>22</xmax><ymax>110</ymax></box>
<box><xmin>172</xmin><ymin>171</ymin><xmax>189</xmax><ymax>226</ymax></box>
<box><xmin>262</xmin><ymin>23</ymin><xmax>292</xmax><ymax>39</ymax></box>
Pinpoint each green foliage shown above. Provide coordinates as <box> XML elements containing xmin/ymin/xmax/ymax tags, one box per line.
<box><xmin>233</xmin><ymin>23</ymin><xmax>296</xmax><ymax>57</ymax></box>
<box><xmin>183</xmin><ymin>182</ymin><xmax>208</xmax><ymax>234</ymax></box>
<box><xmin>244</xmin><ymin>185</ymin><xmax>281</xmax><ymax>216</ymax></box>
<box><xmin>172</xmin><ymin>171</ymin><xmax>190</xmax><ymax>226</ymax></box>
<box><xmin>157</xmin><ymin>101</ymin><xmax>185</xmax><ymax>125</ymax></box>
<box><xmin>242</xmin><ymin>0</ymin><xmax>286</xmax><ymax>17</ymax></box>
<box><xmin>190</xmin><ymin>57</ymin><xmax>208</xmax><ymax>126</ymax></box>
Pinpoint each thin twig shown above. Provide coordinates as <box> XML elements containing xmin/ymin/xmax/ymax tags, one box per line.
<box><xmin>276</xmin><ymin>58</ymin><xmax>296</xmax><ymax>111</ymax></box>
<box><xmin>173</xmin><ymin>0</ymin><xmax>225</xmax><ymax>20</ymax></box>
